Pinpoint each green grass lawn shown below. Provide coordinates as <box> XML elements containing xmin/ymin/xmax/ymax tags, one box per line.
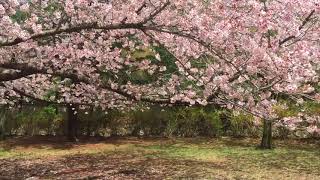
<box><xmin>0</xmin><ymin>137</ymin><xmax>319</xmax><ymax>179</ymax></box>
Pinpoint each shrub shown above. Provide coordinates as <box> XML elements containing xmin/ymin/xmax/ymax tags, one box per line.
<box><xmin>229</xmin><ymin>111</ymin><xmax>258</xmax><ymax>137</ymax></box>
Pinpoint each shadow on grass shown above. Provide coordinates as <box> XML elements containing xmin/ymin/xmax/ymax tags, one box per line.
<box><xmin>0</xmin><ymin>136</ymin><xmax>319</xmax><ymax>179</ymax></box>
<box><xmin>1</xmin><ymin>135</ymin><xmax>319</xmax><ymax>152</ymax></box>
<box><xmin>0</xmin><ymin>150</ymin><xmax>229</xmax><ymax>179</ymax></box>
<box><xmin>0</xmin><ymin>135</ymin><xmax>136</xmax><ymax>151</ymax></box>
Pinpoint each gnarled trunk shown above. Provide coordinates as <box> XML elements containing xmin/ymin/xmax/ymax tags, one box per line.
<box><xmin>260</xmin><ymin>119</ymin><xmax>272</xmax><ymax>149</ymax></box>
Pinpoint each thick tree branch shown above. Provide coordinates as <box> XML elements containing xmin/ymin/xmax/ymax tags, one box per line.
<box><xmin>0</xmin><ymin>22</ymin><xmax>146</xmax><ymax>47</ymax></box>
<box><xmin>0</xmin><ymin>69</ymin><xmax>35</xmax><ymax>82</ymax></box>
<box><xmin>0</xmin><ymin>62</ymin><xmax>208</xmax><ymax>106</ymax></box>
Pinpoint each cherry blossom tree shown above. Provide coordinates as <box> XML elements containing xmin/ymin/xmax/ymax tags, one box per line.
<box><xmin>0</xmin><ymin>0</ymin><xmax>319</xmax><ymax>148</ymax></box>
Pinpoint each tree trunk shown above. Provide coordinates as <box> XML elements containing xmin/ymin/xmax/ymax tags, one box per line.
<box><xmin>86</xmin><ymin>107</ymin><xmax>93</xmax><ymax>137</ymax></box>
<box><xmin>67</xmin><ymin>104</ymin><xmax>78</xmax><ymax>142</ymax></box>
<box><xmin>0</xmin><ymin>107</ymin><xmax>6</xmax><ymax>141</ymax></box>
<box><xmin>86</xmin><ymin>121</ymin><xmax>91</xmax><ymax>137</ymax></box>
<box><xmin>260</xmin><ymin>119</ymin><xmax>272</xmax><ymax>149</ymax></box>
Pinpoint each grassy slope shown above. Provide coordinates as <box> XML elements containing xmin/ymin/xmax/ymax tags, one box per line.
<box><xmin>0</xmin><ymin>137</ymin><xmax>319</xmax><ymax>179</ymax></box>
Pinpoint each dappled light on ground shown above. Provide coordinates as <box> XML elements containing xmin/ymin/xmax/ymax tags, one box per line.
<box><xmin>0</xmin><ymin>137</ymin><xmax>319</xmax><ymax>179</ymax></box>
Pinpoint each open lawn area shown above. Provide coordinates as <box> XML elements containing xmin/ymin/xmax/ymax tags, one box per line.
<box><xmin>0</xmin><ymin>137</ymin><xmax>319</xmax><ymax>180</ymax></box>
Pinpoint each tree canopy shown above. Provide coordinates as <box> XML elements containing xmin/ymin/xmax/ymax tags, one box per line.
<box><xmin>0</xmin><ymin>0</ymin><xmax>319</xmax><ymax>126</ymax></box>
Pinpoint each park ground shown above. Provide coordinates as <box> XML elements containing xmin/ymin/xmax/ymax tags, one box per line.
<box><xmin>0</xmin><ymin>136</ymin><xmax>319</xmax><ymax>180</ymax></box>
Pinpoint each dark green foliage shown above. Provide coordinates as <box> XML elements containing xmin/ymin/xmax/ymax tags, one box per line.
<box><xmin>10</xmin><ymin>10</ymin><xmax>30</xmax><ymax>23</ymax></box>
<box><xmin>229</xmin><ymin>112</ymin><xmax>258</xmax><ymax>137</ymax></box>
<box><xmin>2</xmin><ymin>105</ymin><xmax>257</xmax><ymax>138</ymax></box>
<box><xmin>152</xmin><ymin>46</ymin><xmax>179</xmax><ymax>75</ymax></box>
<box><xmin>130</xmin><ymin>107</ymin><xmax>237</xmax><ymax>138</ymax></box>
<box><xmin>130</xmin><ymin>108</ymin><xmax>166</xmax><ymax>136</ymax></box>
<box><xmin>167</xmin><ymin>107</ymin><xmax>223</xmax><ymax>137</ymax></box>
<box><xmin>43</xmin><ymin>2</ymin><xmax>63</xmax><ymax>14</ymax></box>
<box><xmin>302</xmin><ymin>101</ymin><xmax>320</xmax><ymax>115</ymax></box>
<box><xmin>267</xmin><ymin>29</ymin><xmax>278</xmax><ymax>37</ymax></box>
<box><xmin>2</xmin><ymin>101</ymin><xmax>319</xmax><ymax>139</ymax></box>
<box><xmin>129</xmin><ymin>70</ymin><xmax>154</xmax><ymax>85</ymax></box>
<box><xmin>100</xmin><ymin>45</ymin><xmax>178</xmax><ymax>86</ymax></box>
<box><xmin>9</xmin><ymin>105</ymin><xmax>62</xmax><ymax>136</ymax></box>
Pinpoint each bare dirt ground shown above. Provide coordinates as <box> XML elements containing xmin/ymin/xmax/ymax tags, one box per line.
<box><xmin>0</xmin><ymin>136</ymin><xmax>319</xmax><ymax>180</ymax></box>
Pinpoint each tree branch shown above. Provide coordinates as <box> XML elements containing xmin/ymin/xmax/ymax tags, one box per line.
<box><xmin>0</xmin><ymin>62</ymin><xmax>210</xmax><ymax>106</ymax></box>
<box><xmin>0</xmin><ymin>22</ymin><xmax>146</xmax><ymax>47</ymax></box>
<box><xmin>0</xmin><ymin>2</ymin><xmax>171</xmax><ymax>48</ymax></box>
<box><xmin>0</xmin><ymin>69</ymin><xmax>35</xmax><ymax>82</ymax></box>
<box><xmin>142</xmin><ymin>1</ymin><xmax>170</xmax><ymax>23</ymax></box>
<box><xmin>279</xmin><ymin>10</ymin><xmax>316</xmax><ymax>46</ymax></box>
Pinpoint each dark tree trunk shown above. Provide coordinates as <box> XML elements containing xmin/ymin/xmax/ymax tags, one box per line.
<box><xmin>0</xmin><ymin>108</ymin><xmax>6</xmax><ymax>141</ymax></box>
<box><xmin>260</xmin><ymin>119</ymin><xmax>272</xmax><ymax>149</ymax></box>
<box><xmin>86</xmin><ymin>121</ymin><xmax>91</xmax><ymax>137</ymax></box>
<box><xmin>86</xmin><ymin>107</ymin><xmax>93</xmax><ymax>137</ymax></box>
<box><xmin>67</xmin><ymin>104</ymin><xmax>78</xmax><ymax>142</ymax></box>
